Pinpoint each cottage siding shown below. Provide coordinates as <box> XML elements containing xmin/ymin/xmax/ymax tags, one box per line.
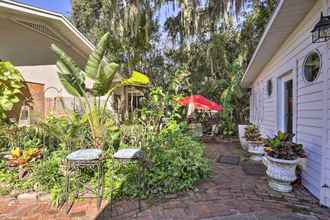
<box><xmin>250</xmin><ymin>0</ymin><xmax>326</xmax><ymax>199</ymax></box>
<box><xmin>323</xmin><ymin>27</ymin><xmax>330</xmax><ymax>204</ymax></box>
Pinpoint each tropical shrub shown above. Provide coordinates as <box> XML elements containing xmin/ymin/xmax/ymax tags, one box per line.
<box><xmin>244</xmin><ymin>123</ymin><xmax>262</xmax><ymax>142</ymax></box>
<box><xmin>144</xmin><ymin>123</ymin><xmax>210</xmax><ymax>196</ymax></box>
<box><xmin>117</xmin><ymin>83</ymin><xmax>210</xmax><ymax>198</ymax></box>
<box><xmin>0</xmin><ymin>62</ymin><xmax>209</xmax><ymax>204</ymax></box>
<box><xmin>263</xmin><ymin>131</ymin><xmax>305</xmax><ymax>160</ymax></box>
<box><xmin>0</xmin><ymin>61</ymin><xmax>24</xmax><ymax>120</ymax></box>
<box><xmin>118</xmin><ymin>120</ymin><xmax>210</xmax><ymax>198</ymax></box>
<box><xmin>51</xmin><ymin>32</ymin><xmax>149</xmax><ymax>149</ymax></box>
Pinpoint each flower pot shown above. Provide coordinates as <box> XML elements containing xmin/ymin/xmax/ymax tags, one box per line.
<box><xmin>263</xmin><ymin>156</ymin><xmax>300</xmax><ymax>193</ymax></box>
<box><xmin>238</xmin><ymin>125</ymin><xmax>248</xmax><ymax>150</ymax></box>
<box><xmin>247</xmin><ymin>141</ymin><xmax>264</xmax><ymax>161</ymax></box>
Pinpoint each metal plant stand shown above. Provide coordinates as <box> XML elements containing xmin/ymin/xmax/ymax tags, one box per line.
<box><xmin>64</xmin><ymin>149</ymin><xmax>104</xmax><ymax>214</ymax></box>
<box><xmin>109</xmin><ymin>148</ymin><xmax>145</xmax><ymax>217</ymax></box>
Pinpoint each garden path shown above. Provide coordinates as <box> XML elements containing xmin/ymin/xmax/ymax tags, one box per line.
<box><xmin>1</xmin><ymin>140</ymin><xmax>330</xmax><ymax>220</ymax></box>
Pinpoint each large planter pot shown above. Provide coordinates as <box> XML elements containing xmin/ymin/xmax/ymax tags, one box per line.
<box><xmin>263</xmin><ymin>156</ymin><xmax>300</xmax><ymax>193</ymax></box>
<box><xmin>247</xmin><ymin>141</ymin><xmax>264</xmax><ymax>161</ymax></box>
<box><xmin>189</xmin><ymin>123</ymin><xmax>203</xmax><ymax>138</ymax></box>
<box><xmin>238</xmin><ymin>125</ymin><xmax>248</xmax><ymax>150</ymax></box>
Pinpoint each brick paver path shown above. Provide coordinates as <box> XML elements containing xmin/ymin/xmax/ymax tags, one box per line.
<box><xmin>1</xmin><ymin>140</ymin><xmax>330</xmax><ymax>219</ymax></box>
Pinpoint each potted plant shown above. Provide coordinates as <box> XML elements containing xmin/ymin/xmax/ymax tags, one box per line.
<box><xmin>244</xmin><ymin>123</ymin><xmax>264</xmax><ymax>161</ymax></box>
<box><xmin>238</xmin><ymin>124</ymin><xmax>248</xmax><ymax>150</ymax></box>
<box><xmin>263</xmin><ymin>131</ymin><xmax>305</xmax><ymax>192</ymax></box>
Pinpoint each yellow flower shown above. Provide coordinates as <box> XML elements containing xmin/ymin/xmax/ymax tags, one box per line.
<box><xmin>264</xmin><ymin>147</ymin><xmax>273</xmax><ymax>152</ymax></box>
<box><xmin>11</xmin><ymin>147</ymin><xmax>21</xmax><ymax>158</ymax></box>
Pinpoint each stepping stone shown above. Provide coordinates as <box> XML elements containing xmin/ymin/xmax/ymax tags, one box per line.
<box><xmin>217</xmin><ymin>155</ymin><xmax>240</xmax><ymax>165</ymax></box>
<box><xmin>241</xmin><ymin>162</ymin><xmax>266</xmax><ymax>176</ymax></box>
<box><xmin>17</xmin><ymin>192</ymin><xmax>38</xmax><ymax>201</ymax></box>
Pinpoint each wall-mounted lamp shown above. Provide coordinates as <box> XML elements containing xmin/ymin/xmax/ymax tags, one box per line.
<box><xmin>312</xmin><ymin>12</ymin><xmax>330</xmax><ymax>43</ymax></box>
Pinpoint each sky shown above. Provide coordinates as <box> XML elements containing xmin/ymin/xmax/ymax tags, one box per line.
<box><xmin>16</xmin><ymin>0</ymin><xmax>71</xmax><ymax>16</ymax></box>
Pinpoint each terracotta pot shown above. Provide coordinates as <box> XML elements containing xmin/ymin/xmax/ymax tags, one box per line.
<box><xmin>247</xmin><ymin>141</ymin><xmax>264</xmax><ymax>161</ymax></box>
<box><xmin>263</xmin><ymin>156</ymin><xmax>300</xmax><ymax>192</ymax></box>
<box><xmin>238</xmin><ymin>125</ymin><xmax>248</xmax><ymax>150</ymax></box>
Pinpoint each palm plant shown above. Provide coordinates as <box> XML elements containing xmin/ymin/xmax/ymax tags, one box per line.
<box><xmin>51</xmin><ymin>32</ymin><xmax>150</xmax><ymax>149</ymax></box>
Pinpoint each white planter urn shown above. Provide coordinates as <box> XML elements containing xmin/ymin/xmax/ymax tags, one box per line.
<box><xmin>238</xmin><ymin>125</ymin><xmax>248</xmax><ymax>150</ymax></box>
<box><xmin>263</xmin><ymin>156</ymin><xmax>300</xmax><ymax>193</ymax></box>
<box><xmin>189</xmin><ymin>123</ymin><xmax>203</xmax><ymax>138</ymax></box>
<box><xmin>247</xmin><ymin>141</ymin><xmax>264</xmax><ymax>161</ymax></box>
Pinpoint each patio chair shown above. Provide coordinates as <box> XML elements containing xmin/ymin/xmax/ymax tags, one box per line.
<box><xmin>109</xmin><ymin>148</ymin><xmax>145</xmax><ymax>217</ymax></box>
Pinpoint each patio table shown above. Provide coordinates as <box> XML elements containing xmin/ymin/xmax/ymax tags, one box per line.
<box><xmin>64</xmin><ymin>149</ymin><xmax>104</xmax><ymax>214</ymax></box>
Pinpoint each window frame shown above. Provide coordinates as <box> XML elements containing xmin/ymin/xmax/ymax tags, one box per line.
<box><xmin>302</xmin><ymin>49</ymin><xmax>322</xmax><ymax>83</ymax></box>
<box><xmin>267</xmin><ymin>79</ymin><xmax>273</xmax><ymax>97</ymax></box>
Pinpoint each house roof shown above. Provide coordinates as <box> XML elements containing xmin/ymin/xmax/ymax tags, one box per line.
<box><xmin>240</xmin><ymin>0</ymin><xmax>317</xmax><ymax>88</ymax></box>
<box><xmin>0</xmin><ymin>0</ymin><xmax>94</xmax><ymax>57</ymax></box>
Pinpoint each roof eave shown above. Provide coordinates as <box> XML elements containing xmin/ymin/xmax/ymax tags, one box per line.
<box><xmin>0</xmin><ymin>0</ymin><xmax>94</xmax><ymax>56</ymax></box>
<box><xmin>240</xmin><ymin>0</ymin><xmax>285</xmax><ymax>88</ymax></box>
<box><xmin>240</xmin><ymin>0</ymin><xmax>317</xmax><ymax>88</ymax></box>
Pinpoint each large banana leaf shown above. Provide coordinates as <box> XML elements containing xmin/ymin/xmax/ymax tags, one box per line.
<box><xmin>58</xmin><ymin>71</ymin><xmax>84</xmax><ymax>97</ymax></box>
<box><xmin>121</xmin><ymin>71</ymin><xmax>150</xmax><ymax>86</ymax></box>
<box><xmin>51</xmin><ymin>45</ymin><xmax>85</xmax><ymax>96</ymax></box>
<box><xmin>92</xmin><ymin>62</ymin><xmax>120</xmax><ymax>96</ymax></box>
<box><xmin>85</xmin><ymin>33</ymin><xmax>110</xmax><ymax>80</ymax></box>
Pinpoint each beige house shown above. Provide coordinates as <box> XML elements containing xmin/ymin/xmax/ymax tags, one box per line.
<box><xmin>241</xmin><ymin>0</ymin><xmax>330</xmax><ymax>207</ymax></box>
<box><xmin>0</xmin><ymin>0</ymin><xmax>143</xmax><ymax>120</ymax></box>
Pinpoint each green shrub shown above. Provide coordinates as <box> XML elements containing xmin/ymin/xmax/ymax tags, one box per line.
<box><xmin>119</xmin><ymin>121</ymin><xmax>210</xmax><ymax>198</ymax></box>
<box><xmin>31</xmin><ymin>150</ymin><xmax>67</xmax><ymax>192</ymax></box>
<box><xmin>0</xmin><ymin>61</ymin><xmax>24</xmax><ymax>120</ymax></box>
<box><xmin>0</xmin><ymin>82</ymin><xmax>210</xmax><ymax>203</ymax></box>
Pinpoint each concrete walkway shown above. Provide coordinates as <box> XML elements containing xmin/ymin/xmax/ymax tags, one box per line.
<box><xmin>0</xmin><ymin>140</ymin><xmax>330</xmax><ymax>219</ymax></box>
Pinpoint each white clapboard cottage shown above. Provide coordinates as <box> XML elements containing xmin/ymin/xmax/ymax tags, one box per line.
<box><xmin>241</xmin><ymin>0</ymin><xmax>330</xmax><ymax>207</ymax></box>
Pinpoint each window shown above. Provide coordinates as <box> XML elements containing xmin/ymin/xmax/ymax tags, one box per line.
<box><xmin>303</xmin><ymin>51</ymin><xmax>321</xmax><ymax>82</ymax></box>
<box><xmin>267</xmin><ymin>79</ymin><xmax>272</xmax><ymax>96</ymax></box>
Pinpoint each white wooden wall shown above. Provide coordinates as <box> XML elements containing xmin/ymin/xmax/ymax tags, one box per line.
<box><xmin>321</xmin><ymin>0</ymin><xmax>330</xmax><ymax>207</ymax></box>
<box><xmin>249</xmin><ymin>0</ymin><xmax>328</xmax><ymax>202</ymax></box>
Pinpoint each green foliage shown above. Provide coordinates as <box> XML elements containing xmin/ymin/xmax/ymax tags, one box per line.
<box><xmin>70</xmin><ymin>1</ymin><xmax>278</xmax><ymax>138</ymax></box>
<box><xmin>142</xmin><ymin>124</ymin><xmax>210</xmax><ymax>196</ymax></box>
<box><xmin>0</xmin><ymin>115</ymin><xmax>86</xmax><ymax>196</ymax></box>
<box><xmin>220</xmin><ymin>61</ymin><xmax>249</xmax><ymax>137</ymax></box>
<box><xmin>31</xmin><ymin>150</ymin><xmax>67</xmax><ymax>192</ymax></box>
<box><xmin>118</xmin><ymin>77</ymin><xmax>210</xmax><ymax>197</ymax></box>
<box><xmin>263</xmin><ymin>131</ymin><xmax>305</xmax><ymax>160</ymax></box>
<box><xmin>118</xmin><ymin>120</ymin><xmax>210</xmax><ymax>198</ymax></box>
<box><xmin>240</xmin><ymin>0</ymin><xmax>278</xmax><ymax>69</ymax></box>
<box><xmin>244</xmin><ymin>123</ymin><xmax>262</xmax><ymax>142</ymax></box>
<box><xmin>52</xmin><ymin>32</ymin><xmax>149</xmax><ymax>148</ymax></box>
<box><xmin>0</xmin><ymin>0</ymin><xmax>278</xmax><ymax>205</ymax></box>
<box><xmin>0</xmin><ymin>61</ymin><xmax>24</xmax><ymax>120</ymax></box>
<box><xmin>39</xmin><ymin>114</ymin><xmax>91</xmax><ymax>152</ymax></box>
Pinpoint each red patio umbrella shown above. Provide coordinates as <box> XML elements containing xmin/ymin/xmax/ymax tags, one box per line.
<box><xmin>178</xmin><ymin>95</ymin><xmax>223</xmax><ymax>112</ymax></box>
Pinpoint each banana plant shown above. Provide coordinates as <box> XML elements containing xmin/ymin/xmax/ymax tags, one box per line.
<box><xmin>51</xmin><ymin>32</ymin><xmax>149</xmax><ymax>148</ymax></box>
